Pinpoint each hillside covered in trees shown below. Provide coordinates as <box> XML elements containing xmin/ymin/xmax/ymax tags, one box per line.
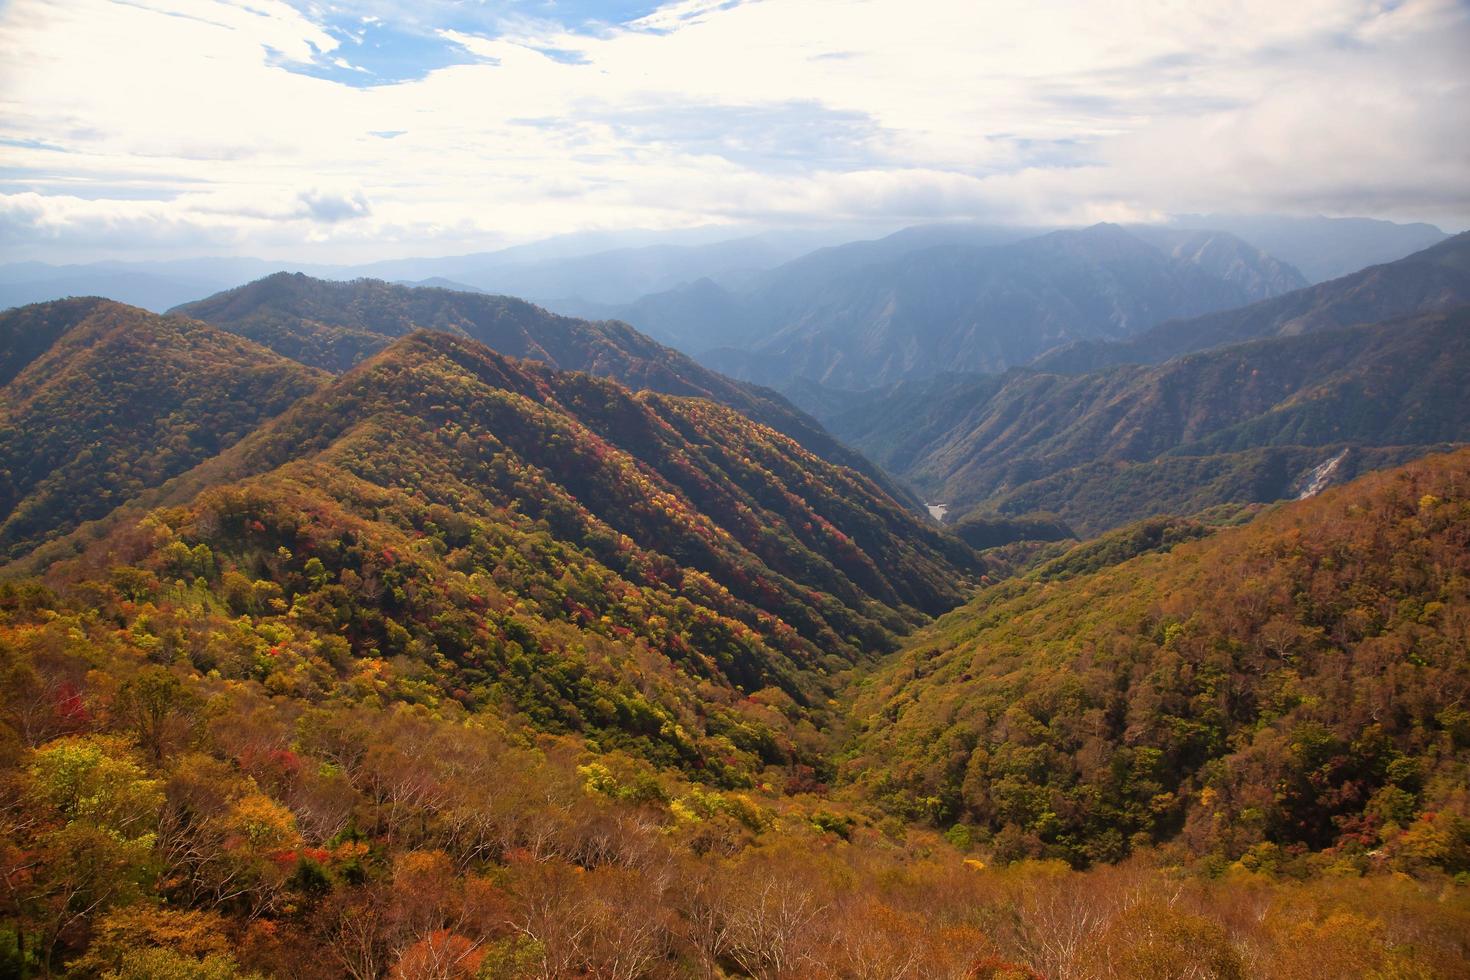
<box><xmin>817</xmin><ymin>306</ymin><xmax>1470</xmax><ymax>534</ymax></box>
<box><xmin>0</xmin><ymin>300</ymin><xmax>325</xmax><ymax>563</ymax></box>
<box><xmin>849</xmin><ymin>450</ymin><xmax>1470</xmax><ymax>872</ymax></box>
<box><xmin>2</xmin><ymin>442</ymin><xmax>1467</xmax><ymax>976</ymax></box>
<box><xmin>171</xmin><ymin>274</ymin><xmax>903</xmax><ymax>503</ymax></box>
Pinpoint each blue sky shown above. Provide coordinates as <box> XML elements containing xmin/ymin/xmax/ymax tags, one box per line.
<box><xmin>265</xmin><ymin>1</ymin><xmax>673</xmax><ymax>85</ymax></box>
<box><xmin>1</xmin><ymin>0</ymin><xmax>1467</xmax><ymax>262</ymax></box>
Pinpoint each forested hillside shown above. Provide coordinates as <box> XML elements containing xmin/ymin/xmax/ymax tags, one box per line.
<box><xmin>0</xmin><ymin>300</ymin><xmax>325</xmax><ymax>562</ymax></box>
<box><xmin>848</xmin><ymin>449</ymin><xmax>1470</xmax><ymax>871</ymax></box>
<box><xmin>172</xmin><ymin>273</ymin><xmax>906</xmax><ymax>506</ymax></box>
<box><xmin>820</xmin><ymin>306</ymin><xmax>1470</xmax><ymax>533</ymax></box>
<box><xmin>48</xmin><ymin>328</ymin><xmax>974</xmax><ymax>770</ymax></box>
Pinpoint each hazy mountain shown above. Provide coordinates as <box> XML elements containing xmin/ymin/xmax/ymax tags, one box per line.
<box><xmin>0</xmin><ymin>298</ymin><xmax>325</xmax><ymax>560</ymax></box>
<box><xmin>1035</xmin><ymin>231</ymin><xmax>1470</xmax><ymax>373</ymax></box>
<box><xmin>398</xmin><ymin>277</ymin><xmax>486</xmax><ymax>292</ymax></box>
<box><xmin>0</xmin><ymin>228</ymin><xmax>844</xmax><ymax>314</ymax></box>
<box><xmin>1167</xmin><ymin>213</ymin><xmax>1449</xmax><ymax>283</ymax></box>
<box><xmin>596</xmin><ymin>223</ymin><xmax>1043</xmax><ymax>352</ymax></box>
<box><xmin>172</xmin><ymin>272</ymin><xmax>913</xmax><ymax>507</ymax></box>
<box><xmin>817</xmin><ymin>306</ymin><xmax>1470</xmax><ymax>533</ymax></box>
<box><xmin>1126</xmin><ymin>227</ymin><xmax>1308</xmax><ymax>298</ymax></box>
<box><xmin>686</xmin><ymin>224</ymin><xmax>1305</xmax><ymax>389</ymax></box>
<box><xmin>0</xmin><ymin>268</ymin><xmax>244</xmax><ymax>314</ymax></box>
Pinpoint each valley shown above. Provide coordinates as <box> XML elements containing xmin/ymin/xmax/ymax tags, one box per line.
<box><xmin>2</xmin><ymin>218</ymin><xmax>1468</xmax><ymax>978</ymax></box>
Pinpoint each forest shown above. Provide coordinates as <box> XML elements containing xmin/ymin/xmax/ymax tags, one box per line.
<box><xmin>0</xmin><ymin>294</ymin><xmax>1467</xmax><ymax>978</ymax></box>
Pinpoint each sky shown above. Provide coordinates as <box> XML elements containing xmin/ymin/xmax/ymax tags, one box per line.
<box><xmin>0</xmin><ymin>0</ymin><xmax>1467</xmax><ymax>263</ymax></box>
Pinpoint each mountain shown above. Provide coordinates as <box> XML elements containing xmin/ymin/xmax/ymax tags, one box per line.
<box><xmin>847</xmin><ymin>448</ymin><xmax>1470</xmax><ymax>867</ymax></box>
<box><xmin>819</xmin><ymin>306</ymin><xmax>1470</xmax><ymax>534</ymax></box>
<box><xmin>1166</xmin><ymin>213</ymin><xmax>1449</xmax><ymax>283</ymax></box>
<box><xmin>650</xmin><ymin>224</ymin><xmax>1303</xmax><ymax>389</ymax></box>
<box><xmin>348</xmin><ymin>228</ymin><xmax>853</xmax><ymax>306</ymax></box>
<box><xmin>5</xmin><ymin>432</ymin><xmax>1464</xmax><ymax>980</ymax></box>
<box><xmin>525</xmin><ymin>223</ymin><xmax>1044</xmax><ymax>352</ymax></box>
<box><xmin>42</xmin><ymin>327</ymin><xmax>977</xmax><ymax>773</ymax></box>
<box><xmin>170</xmin><ymin>272</ymin><xmax>906</xmax><ymax>504</ymax></box>
<box><xmin>1127</xmin><ymin>227</ymin><xmax>1308</xmax><ymax>298</ymax></box>
<box><xmin>1035</xmin><ymin>232</ymin><xmax>1470</xmax><ymax>373</ymax></box>
<box><xmin>0</xmin><ymin>298</ymin><xmax>325</xmax><ymax>561</ymax></box>
<box><xmin>398</xmin><ymin>277</ymin><xmax>486</xmax><ymax>292</ymax></box>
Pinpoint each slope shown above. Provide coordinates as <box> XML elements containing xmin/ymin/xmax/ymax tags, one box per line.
<box><xmin>847</xmin><ymin>448</ymin><xmax>1470</xmax><ymax>868</ymax></box>
<box><xmin>824</xmin><ymin>306</ymin><xmax>1470</xmax><ymax>533</ymax></box>
<box><xmin>53</xmin><ymin>329</ymin><xmax>978</xmax><ymax>778</ymax></box>
<box><xmin>1036</xmin><ymin>231</ymin><xmax>1470</xmax><ymax>373</ymax></box>
<box><xmin>0</xmin><ymin>298</ymin><xmax>325</xmax><ymax>561</ymax></box>
<box><xmin>171</xmin><ymin>272</ymin><xmax>907</xmax><ymax>506</ymax></box>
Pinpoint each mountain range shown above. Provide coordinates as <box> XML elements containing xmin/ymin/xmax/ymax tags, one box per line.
<box><xmin>1</xmin><ymin>294</ymin><xmax>979</xmax><ymax>769</ymax></box>
<box><xmin>620</xmin><ymin>223</ymin><xmax>1310</xmax><ymax>389</ymax></box>
<box><xmin>1157</xmin><ymin>213</ymin><xmax>1449</xmax><ymax>283</ymax></box>
<box><xmin>3</xmin><ymin>213</ymin><xmax>1443</xmax><ymax>323</ymax></box>
<box><xmin>795</xmin><ymin>235</ymin><xmax>1470</xmax><ymax>533</ymax></box>
<box><xmin>3</xmin><ymin>224</ymin><xmax>1470</xmax><ymax>978</ymax></box>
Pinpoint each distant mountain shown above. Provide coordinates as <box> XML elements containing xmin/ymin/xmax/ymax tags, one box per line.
<box><xmin>597</xmin><ymin>223</ymin><xmax>1042</xmax><ymax>352</ymax></box>
<box><xmin>1127</xmin><ymin>227</ymin><xmax>1308</xmax><ymax>298</ymax></box>
<box><xmin>172</xmin><ymin>273</ymin><xmax>914</xmax><ymax>508</ymax></box>
<box><xmin>398</xmin><ymin>277</ymin><xmax>486</xmax><ymax>292</ymax></box>
<box><xmin>1166</xmin><ymin>213</ymin><xmax>1449</xmax><ymax>283</ymax></box>
<box><xmin>613</xmin><ymin>224</ymin><xmax>1306</xmax><ymax>389</ymax></box>
<box><xmin>0</xmin><ymin>229</ymin><xmax>842</xmax><ymax>314</ymax></box>
<box><xmin>0</xmin><ymin>268</ymin><xmax>241</xmax><ymax>314</ymax></box>
<box><xmin>1035</xmin><ymin>232</ymin><xmax>1470</xmax><ymax>373</ymax></box>
<box><xmin>818</xmin><ymin>306</ymin><xmax>1470</xmax><ymax>534</ymax></box>
<box><xmin>0</xmin><ymin>298</ymin><xmax>325</xmax><ymax>560</ymax></box>
<box><xmin>710</xmin><ymin>224</ymin><xmax>1304</xmax><ymax>388</ymax></box>
<box><xmin>848</xmin><ymin>448</ymin><xmax>1470</xmax><ymax>865</ymax></box>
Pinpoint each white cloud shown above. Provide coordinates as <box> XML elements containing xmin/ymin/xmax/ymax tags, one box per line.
<box><xmin>0</xmin><ymin>0</ymin><xmax>1465</xmax><ymax>262</ymax></box>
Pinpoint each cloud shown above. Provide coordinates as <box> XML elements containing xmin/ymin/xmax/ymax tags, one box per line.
<box><xmin>0</xmin><ymin>0</ymin><xmax>1465</xmax><ymax>261</ymax></box>
<box><xmin>296</xmin><ymin>188</ymin><xmax>372</xmax><ymax>223</ymax></box>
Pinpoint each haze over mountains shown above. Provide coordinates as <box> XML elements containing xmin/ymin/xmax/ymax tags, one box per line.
<box><xmin>684</xmin><ymin>223</ymin><xmax>1306</xmax><ymax>388</ymax></box>
<box><xmin>0</xmin><ymin>228</ymin><xmax>849</xmax><ymax>315</ymax></box>
<box><xmin>0</xmin><ymin>213</ymin><xmax>1442</xmax><ymax>325</ymax></box>
<box><xmin>1034</xmin><ymin>230</ymin><xmax>1470</xmax><ymax>373</ymax></box>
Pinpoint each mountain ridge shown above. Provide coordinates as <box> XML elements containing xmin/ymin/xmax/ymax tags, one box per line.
<box><xmin>818</xmin><ymin>305</ymin><xmax>1470</xmax><ymax>533</ymax></box>
<box><xmin>171</xmin><ymin>272</ymin><xmax>920</xmax><ymax>510</ymax></box>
